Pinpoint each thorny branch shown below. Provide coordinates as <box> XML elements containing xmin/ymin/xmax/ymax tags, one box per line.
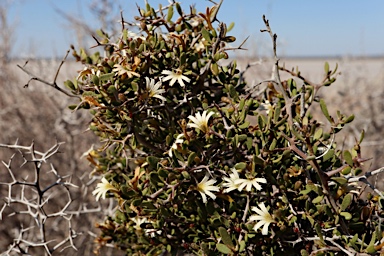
<box><xmin>0</xmin><ymin>141</ymin><xmax>100</xmax><ymax>255</ymax></box>
<box><xmin>17</xmin><ymin>50</ymin><xmax>81</xmax><ymax>99</ymax></box>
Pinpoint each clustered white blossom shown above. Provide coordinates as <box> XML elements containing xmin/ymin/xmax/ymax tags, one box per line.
<box><xmin>195</xmin><ymin>168</ymin><xmax>274</xmax><ymax>235</ymax></box>
<box><xmin>196</xmin><ymin>169</ymin><xmax>267</xmax><ymax>201</ymax></box>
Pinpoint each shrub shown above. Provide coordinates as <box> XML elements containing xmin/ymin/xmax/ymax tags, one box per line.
<box><xmin>23</xmin><ymin>1</ymin><xmax>384</xmax><ymax>255</ymax></box>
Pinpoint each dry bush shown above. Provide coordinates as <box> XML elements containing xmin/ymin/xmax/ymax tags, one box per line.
<box><xmin>0</xmin><ymin>56</ymin><xmax>126</xmax><ymax>254</ymax></box>
<box><xmin>0</xmin><ymin>0</ymin><xmax>131</xmax><ymax>254</ymax></box>
<box><xmin>1</xmin><ymin>0</ymin><xmax>384</xmax><ymax>254</ymax></box>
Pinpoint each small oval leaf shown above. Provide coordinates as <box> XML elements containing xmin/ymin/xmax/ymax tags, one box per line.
<box><xmin>341</xmin><ymin>193</ymin><xmax>352</xmax><ymax>211</ymax></box>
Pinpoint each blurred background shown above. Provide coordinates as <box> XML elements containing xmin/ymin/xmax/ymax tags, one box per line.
<box><xmin>1</xmin><ymin>0</ymin><xmax>384</xmax><ymax>254</ymax></box>
<box><xmin>6</xmin><ymin>0</ymin><xmax>384</xmax><ymax>58</ymax></box>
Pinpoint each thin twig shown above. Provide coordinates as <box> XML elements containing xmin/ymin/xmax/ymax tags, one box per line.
<box><xmin>17</xmin><ymin>50</ymin><xmax>80</xmax><ymax>99</ymax></box>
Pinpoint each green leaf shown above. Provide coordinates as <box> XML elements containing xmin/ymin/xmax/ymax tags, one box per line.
<box><xmin>349</xmin><ymin>233</ymin><xmax>358</xmax><ymax>246</ymax></box>
<box><xmin>331</xmin><ymin>63</ymin><xmax>338</xmax><ymax>75</ymax></box>
<box><xmin>100</xmin><ymin>73</ymin><xmax>114</xmax><ymax>81</ymax></box>
<box><xmin>223</xmin><ymin>36</ymin><xmax>236</xmax><ymax>42</ymax></box>
<box><xmin>227</xmin><ymin>22</ymin><xmax>235</xmax><ymax>32</ymax></box>
<box><xmin>323</xmin><ymin>149</ymin><xmax>335</xmax><ymax>161</ymax></box>
<box><xmin>331</xmin><ymin>177</ymin><xmax>348</xmax><ymax>185</ymax></box>
<box><xmin>92</xmin><ymin>75</ymin><xmax>100</xmax><ymax>86</ymax></box>
<box><xmin>344</xmin><ymin>114</ymin><xmax>355</xmax><ymax>124</ymax></box>
<box><xmin>353</xmin><ymin>167</ymin><xmax>363</xmax><ymax>176</ymax></box>
<box><xmin>166</xmin><ymin>5</ymin><xmax>174</xmax><ymax>21</ymax></box>
<box><xmin>175</xmin><ymin>2</ymin><xmax>182</xmax><ymax>15</ymax></box>
<box><xmin>219</xmin><ymin>227</ymin><xmax>234</xmax><ymax>248</ymax></box>
<box><xmin>158</xmin><ymin>169</ymin><xmax>167</xmax><ymax>178</ymax></box>
<box><xmin>343</xmin><ymin>150</ymin><xmax>353</xmax><ymax>166</ymax></box>
<box><xmin>269</xmin><ymin>138</ymin><xmax>277</xmax><ymax>151</ymax></box>
<box><xmin>201</xmin><ymin>28</ymin><xmax>211</xmax><ymax>43</ymax></box>
<box><xmin>320</xmin><ymin>99</ymin><xmax>332</xmax><ymax>123</ymax></box>
<box><xmin>324</xmin><ymin>61</ymin><xmax>329</xmax><ymax>74</ymax></box>
<box><xmin>315</xmin><ymin>223</ymin><xmax>324</xmax><ymax>241</ymax></box>
<box><xmin>237</xmin><ymin>134</ymin><xmax>247</xmax><ymax>142</ymax></box>
<box><xmin>312</xmin><ymin>195</ymin><xmax>324</xmax><ymax>204</ymax></box>
<box><xmin>246</xmin><ymin>137</ymin><xmax>253</xmax><ymax>151</ymax></box>
<box><xmin>313</xmin><ymin>128</ymin><xmax>323</xmax><ymax>141</ymax></box>
<box><xmin>64</xmin><ymin>80</ymin><xmax>76</xmax><ymax>91</ymax></box>
<box><xmin>366</xmin><ymin>231</ymin><xmax>377</xmax><ymax>253</ymax></box>
<box><xmin>273</xmin><ymin>105</ymin><xmax>281</xmax><ymax>123</ymax></box>
<box><xmin>232</xmin><ymin>134</ymin><xmax>239</xmax><ymax>147</ymax></box>
<box><xmin>370</xmin><ymin>231</ymin><xmax>377</xmax><ymax>246</ymax></box>
<box><xmin>149</xmin><ymin>172</ymin><xmax>161</xmax><ymax>186</ymax></box>
<box><xmin>234</xmin><ymin>162</ymin><xmax>246</xmax><ymax>171</ymax></box>
<box><xmin>341</xmin><ymin>193</ymin><xmax>352</xmax><ymax>211</ymax></box>
<box><xmin>180</xmin><ymin>52</ymin><xmax>186</xmax><ymax>65</ymax></box>
<box><xmin>307</xmin><ymin>215</ymin><xmax>315</xmax><ymax>226</ymax></box>
<box><xmin>132</xmin><ymin>199</ymin><xmax>142</xmax><ymax>206</ymax></box>
<box><xmin>147</xmin><ymin>156</ymin><xmax>160</xmax><ymax>170</ymax></box>
<box><xmin>341</xmin><ymin>166</ymin><xmax>351</xmax><ymax>175</ymax></box>
<box><xmin>187</xmin><ymin>152</ymin><xmax>196</xmax><ymax>167</ymax></box>
<box><xmin>239</xmin><ymin>240</ymin><xmax>246</xmax><ymax>252</ymax></box>
<box><xmin>253</xmin><ymin>155</ymin><xmax>264</xmax><ymax>166</ymax></box>
<box><xmin>237</xmin><ymin>99</ymin><xmax>245</xmax><ymax>112</ymax></box>
<box><xmin>366</xmin><ymin>244</ymin><xmax>377</xmax><ymax>254</ymax></box>
<box><xmin>359</xmin><ymin>129</ymin><xmax>365</xmax><ymax>144</ymax></box>
<box><xmin>68</xmin><ymin>104</ymin><xmax>78</xmax><ymax>110</ymax></box>
<box><xmin>216</xmin><ymin>243</ymin><xmax>231</xmax><ymax>254</ymax></box>
<box><xmin>340</xmin><ymin>211</ymin><xmax>352</xmax><ymax>220</ymax></box>
<box><xmin>210</xmin><ymin>63</ymin><xmax>219</xmax><ymax>76</ymax></box>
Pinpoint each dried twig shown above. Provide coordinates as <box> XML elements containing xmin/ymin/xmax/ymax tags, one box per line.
<box><xmin>17</xmin><ymin>50</ymin><xmax>80</xmax><ymax>99</ymax></box>
<box><xmin>0</xmin><ymin>141</ymin><xmax>100</xmax><ymax>255</ymax></box>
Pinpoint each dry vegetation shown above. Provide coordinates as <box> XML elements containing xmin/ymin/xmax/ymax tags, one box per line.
<box><xmin>1</xmin><ymin>0</ymin><xmax>384</xmax><ymax>254</ymax></box>
<box><xmin>0</xmin><ymin>2</ymin><xmax>123</xmax><ymax>255</ymax></box>
<box><xmin>2</xmin><ymin>56</ymin><xmax>383</xmax><ymax>255</ymax></box>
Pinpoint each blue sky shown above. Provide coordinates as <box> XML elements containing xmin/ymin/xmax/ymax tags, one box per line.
<box><xmin>7</xmin><ymin>0</ymin><xmax>384</xmax><ymax>58</ymax></box>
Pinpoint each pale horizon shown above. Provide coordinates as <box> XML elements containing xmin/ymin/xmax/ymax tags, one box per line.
<box><xmin>7</xmin><ymin>0</ymin><xmax>384</xmax><ymax>58</ymax></box>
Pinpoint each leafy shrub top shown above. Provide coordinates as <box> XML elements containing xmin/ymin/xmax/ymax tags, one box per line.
<box><xmin>64</xmin><ymin>2</ymin><xmax>384</xmax><ymax>255</ymax></box>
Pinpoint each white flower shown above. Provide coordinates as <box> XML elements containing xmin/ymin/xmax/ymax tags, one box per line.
<box><xmin>131</xmin><ymin>216</ymin><xmax>148</xmax><ymax>231</ymax></box>
<box><xmin>222</xmin><ymin>168</ymin><xmax>241</xmax><ymax>193</ymax></box>
<box><xmin>194</xmin><ymin>39</ymin><xmax>206</xmax><ymax>52</ymax></box>
<box><xmin>130</xmin><ymin>216</ymin><xmax>162</xmax><ymax>237</ymax></box>
<box><xmin>161</xmin><ymin>69</ymin><xmax>191</xmax><ymax>87</ymax></box>
<box><xmin>260</xmin><ymin>100</ymin><xmax>273</xmax><ymax>114</ymax></box>
<box><xmin>197</xmin><ymin>174</ymin><xmax>219</xmax><ymax>203</ymax></box>
<box><xmin>145</xmin><ymin>77</ymin><xmax>166</xmax><ymax>102</ymax></box>
<box><xmin>187</xmin><ymin>110</ymin><xmax>214</xmax><ymax>133</ymax></box>
<box><xmin>112</xmin><ymin>64</ymin><xmax>140</xmax><ymax>78</ymax></box>
<box><xmin>146</xmin><ymin>227</ymin><xmax>162</xmax><ymax>238</ymax></box>
<box><xmin>235</xmin><ymin>176</ymin><xmax>267</xmax><ymax>192</ymax></box>
<box><xmin>92</xmin><ymin>177</ymin><xmax>118</xmax><ymax>201</ymax></box>
<box><xmin>128</xmin><ymin>31</ymin><xmax>145</xmax><ymax>40</ymax></box>
<box><xmin>249</xmin><ymin>202</ymin><xmax>274</xmax><ymax>235</ymax></box>
<box><xmin>189</xmin><ymin>17</ymin><xmax>203</xmax><ymax>27</ymax></box>
<box><xmin>168</xmin><ymin>134</ymin><xmax>184</xmax><ymax>157</ymax></box>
